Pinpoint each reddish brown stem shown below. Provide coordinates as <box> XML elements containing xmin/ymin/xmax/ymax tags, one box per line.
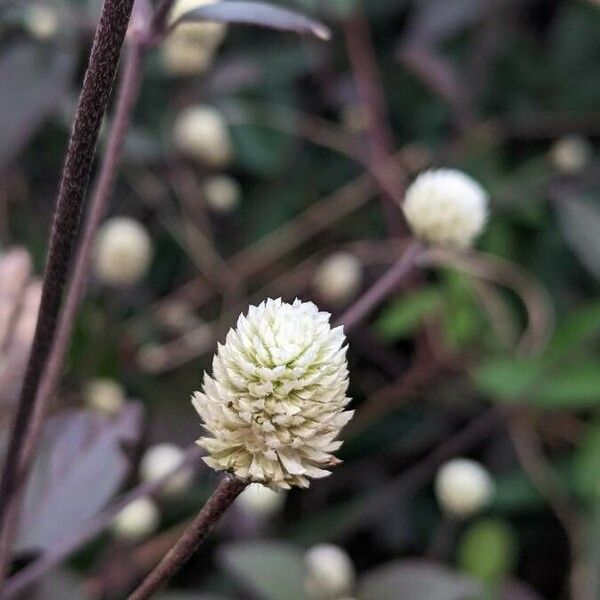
<box><xmin>127</xmin><ymin>476</ymin><xmax>247</xmax><ymax>600</ymax></box>
<box><xmin>0</xmin><ymin>0</ymin><xmax>135</xmax><ymax>565</ymax></box>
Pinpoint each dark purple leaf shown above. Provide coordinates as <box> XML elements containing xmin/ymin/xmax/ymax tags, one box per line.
<box><xmin>37</xmin><ymin>569</ymin><xmax>90</xmax><ymax>600</ymax></box>
<box><xmin>358</xmin><ymin>559</ymin><xmax>482</xmax><ymax>600</ymax></box>
<box><xmin>16</xmin><ymin>405</ymin><xmax>144</xmax><ymax>553</ymax></box>
<box><xmin>501</xmin><ymin>580</ymin><xmax>544</xmax><ymax>600</ymax></box>
<box><xmin>0</xmin><ymin>43</ymin><xmax>75</xmax><ymax>167</ymax></box>
<box><xmin>172</xmin><ymin>1</ymin><xmax>331</xmax><ymax>41</ymax></box>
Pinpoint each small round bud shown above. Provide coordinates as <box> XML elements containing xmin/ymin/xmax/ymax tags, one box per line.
<box><xmin>193</xmin><ymin>298</ymin><xmax>352</xmax><ymax>489</ymax></box>
<box><xmin>402</xmin><ymin>169</ymin><xmax>488</xmax><ymax>248</ymax></box>
<box><xmin>202</xmin><ymin>175</ymin><xmax>241</xmax><ymax>213</ymax></box>
<box><xmin>304</xmin><ymin>544</ymin><xmax>355</xmax><ymax>599</ymax></box>
<box><xmin>139</xmin><ymin>443</ymin><xmax>194</xmax><ymax>497</ymax></box>
<box><xmin>435</xmin><ymin>458</ymin><xmax>494</xmax><ymax>518</ymax></box>
<box><xmin>341</xmin><ymin>104</ymin><xmax>368</xmax><ymax>133</ymax></box>
<box><xmin>83</xmin><ymin>378</ymin><xmax>125</xmax><ymax>416</ymax></box>
<box><xmin>24</xmin><ymin>4</ymin><xmax>58</xmax><ymax>40</ymax></box>
<box><xmin>313</xmin><ymin>252</ymin><xmax>362</xmax><ymax>305</ymax></box>
<box><xmin>173</xmin><ymin>106</ymin><xmax>232</xmax><ymax>167</ymax></box>
<box><xmin>112</xmin><ymin>497</ymin><xmax>160</xmax><ymax>541</ymax></box>
<box><xmin>550</xmin><ymin>135</ymin><xmax>592</xmax><ymax>175</ymax></box>
<box><xmin>236</xmin><ymin>483</ymin><xmax>285</xmax><ymax>518</ymax></box>
<box><xmin>94</xmin><ymin>217</ymin><xmax>152</xmax><ymax>286</ymax></box>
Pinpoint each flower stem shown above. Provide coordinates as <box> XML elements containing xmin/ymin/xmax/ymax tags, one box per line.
<box><xmin>127</xmin><ymin>476</ymin><xmax>247</xmax><ymax>600</ymax></box>
<box><xmin>0</xmin><ymin>0</ymin><xmax>135</xmax><ymax>557</ymax></box>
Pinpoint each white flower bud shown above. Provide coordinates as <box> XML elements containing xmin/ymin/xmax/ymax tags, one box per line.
<box><xmin>139</xmin><ymin>443</ymin><xmax>194</xmax><ymax>497</ymax></box>
<box><xmin>304</xmin><ymin>544</ymin><xmax>355</xmax><ymax>599</ymax></box>
<box><xmin>435</xmin><ymin>458</ymin><xmax>494</xmax><ymax>518</ymax></box>
<box><xmin>83</xmin><ymin>378</ymin><xmax>125</xmax><ymax>416</ymax></box>
<box><xmin>94</xmin><ymin>217</ymin><xmax>152</xmax><ymax>286</ymax></box>
<box><xmin>192</xmin><ymin>298</ymin><xmax>353</xmax><ymax>490</ymax></box>
<box><xmin>24</xmin><ymin>4</ymin><xmax>58</xmax><ymax>40</ymax></box>
<box><xmin>402</xmin><ymin>169</ymin><xmax>489</xmax><ymax>248</ymax></box>
<box><xmin>112</xmin><ymin>497</ymin><xmax>160</xmax><ymax>541</ymax></box>
<box><xmin>550</xmin><ymin>135</ymin><xmax>592</xmax><ymax>175</ymax></box>
<box><xmin>236</xmin><ymin>483</ymin><xmax>285</xmax><ymax>517</ymax></box>
<box><xmin>202</xmin><ymin>175</ymin><xmax>241</xmax><ymax>213</ymax></box>
<box><xmin>173</xmin><ymin>106</ymin><xmax>232</xmax><ymax>167</ymax></box>
<box><xmin>313</xmin><ymin>252</ymin><xmax>362</xmax><ymax>305</ymax></box>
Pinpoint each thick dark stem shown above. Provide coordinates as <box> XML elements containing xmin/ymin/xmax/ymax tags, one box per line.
<box><xmin>0</xmin><ymin>0</ymin><xmax>135</xmax><ymax>549</ymax></box>
<box><xmin>0</xmin><ymin>39</ymin><xmax>146</xmax><ymax>588</ymax></box>
<box><xmin>127</xmin><ymin>476</ymin><xmax>247</xmax><ymax>600</ymax></box>
<box><xmin>337</xmin><ymin>241</ymin><xmax>422</xmax><ymax>332</ymax></box>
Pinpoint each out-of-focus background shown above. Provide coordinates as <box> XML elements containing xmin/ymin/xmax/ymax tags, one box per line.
<box><xmin>1</xmin><ymin>0</ymin><xmax>600</xmax><ymax>598</ymax></box>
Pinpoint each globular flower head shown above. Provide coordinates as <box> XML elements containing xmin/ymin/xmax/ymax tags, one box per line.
<box><xmin>162</xmin><ymin>0</ymin><xmax>227</xmax><ymax>76</ymax></box>
<box><xmin>192</xmin><ymin>298</ymin><xmax>352</xmax><ymax>489</ymax></box>
<box><xmin>313</xmin><ymin>252</ymin><xmax>362</xmax><ymax>305</ymax></box>
<box><xmin>550</xmin><ymin>135</ymin><xmax>592</xmax><ymax>175</ymax></box>
<box><xmin>435</xmin><ymin>458</ymin><xmax>494</xmax><ymax>518</ymax></box>
<box><xmin>402</xmin><ymin>169</ymin><xmax>488</xmax><ymax>248</ymax></box>
<box><xmin>203</xmin><ymin>174</ymin><xmax>241</xmax><ymax>213</ymax></box>
<box><xmin>111</xmin><ymin>497</ymin><xmax>159</xmax><ymax>541</ymax></box>
<box><xmin>94</xmin><ymin>217</ymin><xmax>152</xmax><ymax>286</ymax></box>
<box><xmin>173</xmin><ymin>105</ymin><xmax>232</xmax><ymax>167</ymax></box>
<box><xmin>304</xmin><ymin>544</ymin><xmax>355</xmax><ymax>599</ymax></box>
<box><xmin>139</xmin><ymin>443</ymin><xmax>194</xmax><ymax>497</ymax></box>
<box><xmin>84</xmin><ymin>378</ymin><xmax>125</xmax><ymax>416</ymax></box>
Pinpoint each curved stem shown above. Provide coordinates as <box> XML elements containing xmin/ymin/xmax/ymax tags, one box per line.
<box><xmin>127</xmin><ymin>476</ymin><xmax>247</xmax><ymax>600</ymax></box>
<box><xmin>0</xmin><ymin>0</ymin><xmax>135</xmax><ymax>554</ymax></box>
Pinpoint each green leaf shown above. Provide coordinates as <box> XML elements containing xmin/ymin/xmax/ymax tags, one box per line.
<box><xmin>219</xmin><ymin>541</ymin><xmax>306</xmax><ymax>600</ymax></box>
<box><xmin>473</xmin><ymin>358</ymin><xmax>543</xmax><ymax>401</ymax></box>
<box><xmin>457</xmin><ymin>519</ymin><xmax>518</xmax><ymax>584</ymax></box>
<box><xmin>375</xmin><ymin>287</ymin><xmax>442</xmax><ymax>341</ymax></box>
<box><xmin>573</xmin><ymin>423</ymin><xmax>600</xmax><ymax>501</ymax></box>
<box><xmin>535</xmin><ymin>362</ymin><xmax>600</xmax><ymax>408</ymax></box>
<box><xmin>546</xmin><ymin>301</ymin><xmax>600</xmax><ymax>359</ymax></box>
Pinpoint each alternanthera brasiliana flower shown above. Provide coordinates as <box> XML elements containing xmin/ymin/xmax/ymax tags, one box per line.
<box><xmin>192</xmin><ymin>298</ymin><xmax>352</xmax><ymax>489</ymax></box>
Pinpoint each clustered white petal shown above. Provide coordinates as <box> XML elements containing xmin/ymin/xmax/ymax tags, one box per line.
<box><xmin>304</xmin><ymin>544</ymin><xmax>355</xmax><ymax>599</ymax></box>
<box><xmin>192</xmin><ymin>298</ymin><xmax>352</xmax><ymax>489</ymax></box>
<box><xmin>402</xmin><ymin>169</ymin><xmax>488</xmax><ymax>248</ymax></box>
<box><xmin>435</xmin><ymin>458</ymin><xmax>494</xmax><ymax>518</ymax></box>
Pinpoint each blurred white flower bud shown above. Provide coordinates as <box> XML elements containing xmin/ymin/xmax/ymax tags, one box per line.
<box><xmin>236</xmin><ymin>483</ymin><xmax>285</xmax><ymax>518</ymax></box>
<box><xmin>304</xmin><ymin>544</ymin><xmax>355</xmax><ymax>599</ymax></box>
<box><xmin>435</xmin><ymin>458</ymin><xmax>494</xmax><ymax>518</ymax></box>
<box><xmin>139</xmin><ymin>443</ymin><xmax>194</xmax><ymax>497</ymax></box>
<box><xmin>313</xmin><ymin>252</ymin><xmax>362</xmax><ymax>305</ymax></box>
<box><xmin>94</xmin><ymin>217</ymin><xmax>152</xmax><ymax>286</ymax></box>
<box><xmin>173</xmin><ymin>106</ymin><xmax>233</xmax><ymax>167</ymax></box>
<box><xmin>402</xmin><ymin>169</ymin><xmax>489</xmax><ymax>248</ymax></box>
<box><xmin>112</xmin><ymin>497</ymin><xmax>160</xmax><ymax>541</ymax></box>
<box><xmin>550</xmin><ymin>135</ymin><xmax>592</xmax><ymax>175</ymax></box>
<box><xmin>84</xmin><ymin>378</ymin><xmax>125</xmax><ymax>416</ymax></box>
<box><xmin>341</xmin><ymin>103</ymin><xmax>368</xmax><ymax>133</ymax></box>
<box><xmin>202</xmin><ymin>174</ymin><xmax>241</xmax><ymax>213</ymax></box>
<box><xmin>24</xmin><ymin>4</ymin><xmax>58</xmax><ymax>40</ymax></box>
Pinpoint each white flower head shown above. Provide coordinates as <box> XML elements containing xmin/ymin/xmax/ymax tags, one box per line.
<box><xmin>402</xmin><ymin>169</ymin><xmax>489</xmax><ymax>248</ymax></box>
<box><xmin>304</xmin><ymin>544</ymin><xmax>355</xmax><ymax>599</ymax></box>
<box><xmin>173</xmin><ymin>105</ymin><xmax>232</xmax><ymax>167</ymax></box>
<box><xmin>435</xmin><ymin>458</ymin><xmax>494</xmax><ymax>518</ymax></box>
<box><xmin>163</xmin><ymin>0</ymin><xmax>227</xmax><ymax>76</ymax></box>
<box><xmin>203</xmin><ymin>174</ymin><xmax>241</xmax><ymax>213</ymax></box>
<box><xmin>111</xmin><ymin>497</ymin><xmax>160</xmax><ymax>541</ymax></box>
<box><xmin>550</xmin><ymin>135</ymin><xmax>592</xmax><ymax>175</ymax></box>
<box><xmin>140</xmin><ymin>443</ymin><xmax>194</xmax><ymax>497</ymax></box>
<box><xmin>313</xmin><ymin>252</ymin><xmax>362</xmax><ymax>305</ymax></box>
<box><xmin>84</xmin><ymin>378</ymin><xmax>125</xmax><ymax>416</ymax></box>
<box><xmin>94</xmin><ymin>217</ymin><xmax>152</xmax><ymax>286</ymax></box>
<box><xmin>236</xmin><ymin>482</ymin><xmax>285</xmax><ymax>517</ymax></box>
<box><xmin>192</xmin><ymin>298</ymin><xmax>352</xmax><ymax>490</ymax></box>
<box><xmin>24</xmin><ymin>4</ymin><xmax>58</xmax><ymax>40</ymax></box>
